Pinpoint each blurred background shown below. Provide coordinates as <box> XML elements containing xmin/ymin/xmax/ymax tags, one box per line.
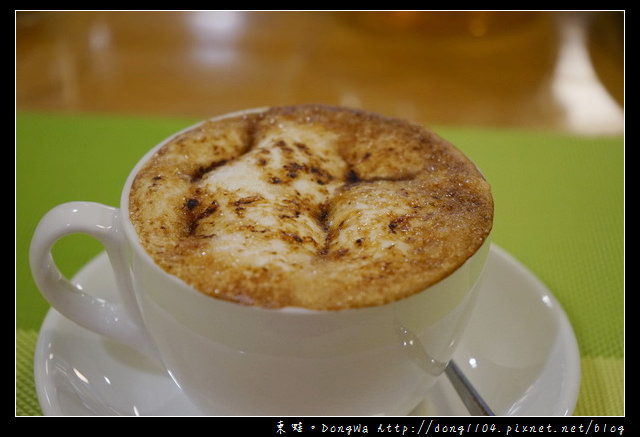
<box><xmin>16</xmin><ymin>10</ymin><xmax>624</xmax><ymax>135</ymax></box>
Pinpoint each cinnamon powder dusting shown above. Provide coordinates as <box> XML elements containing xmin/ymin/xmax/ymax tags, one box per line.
<box><xmin>128</xmin><ymin>105</ymin><xmax>493</xmax><ymax>310</ymax></box>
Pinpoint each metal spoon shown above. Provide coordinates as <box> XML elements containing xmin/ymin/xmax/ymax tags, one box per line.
<box><xmin>445</xmin><ymin>360</ymin><xmax>495</xmax><ymax>416</ymax></box>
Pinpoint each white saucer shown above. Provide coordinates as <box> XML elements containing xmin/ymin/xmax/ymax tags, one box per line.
<box><xmin>34</xmin><ymin>244</ymin><xmax>580</xmax><ymax>416</ymax></box>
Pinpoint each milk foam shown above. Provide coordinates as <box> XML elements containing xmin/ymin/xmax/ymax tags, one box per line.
<box><xmin>129</xmin><ymin>105</ymin><xmax>493</xmax><ymax>310</ymax></box>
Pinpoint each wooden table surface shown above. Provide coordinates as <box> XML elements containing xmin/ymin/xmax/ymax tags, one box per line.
<box><xmin>16</xmin><ymin>10</ymin><xmax>624</xmax><ymax>135</ymax></box>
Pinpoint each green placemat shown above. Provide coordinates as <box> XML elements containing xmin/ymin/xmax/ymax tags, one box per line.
<box><xmin>15</xmin><ymin>112</ymin><xmax>624</xmax><ymax>416</ymax></box>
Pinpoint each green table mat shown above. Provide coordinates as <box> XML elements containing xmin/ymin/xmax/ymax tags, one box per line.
<box><xmin>15</xmin><ymin>112</ymin><xmax>624</xmax><ymax>416</ymax></box>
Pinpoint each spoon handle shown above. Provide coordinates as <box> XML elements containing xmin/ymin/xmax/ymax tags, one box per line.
<box><xmin>445</xmin><ymin>360</ymin><xmax>495</xmax><ymax>416</ymax></box>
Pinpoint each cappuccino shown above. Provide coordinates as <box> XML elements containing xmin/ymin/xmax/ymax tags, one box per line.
<box><xmin>128</xmin><ymin>105</ymin><xmax>493</xmax><ymax>310</ymax></box>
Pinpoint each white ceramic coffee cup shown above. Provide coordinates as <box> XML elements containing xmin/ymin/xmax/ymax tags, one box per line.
<box><xmin>30</xmin><ymin>110</ymin><xmax>491</xmax><ymax>416</ymax></box>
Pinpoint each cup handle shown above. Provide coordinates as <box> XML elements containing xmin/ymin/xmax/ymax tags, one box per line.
<box><xmin>29</xmin><ymin>201</ymin><xmax>159</xmax><ymax>361</ymax></box>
